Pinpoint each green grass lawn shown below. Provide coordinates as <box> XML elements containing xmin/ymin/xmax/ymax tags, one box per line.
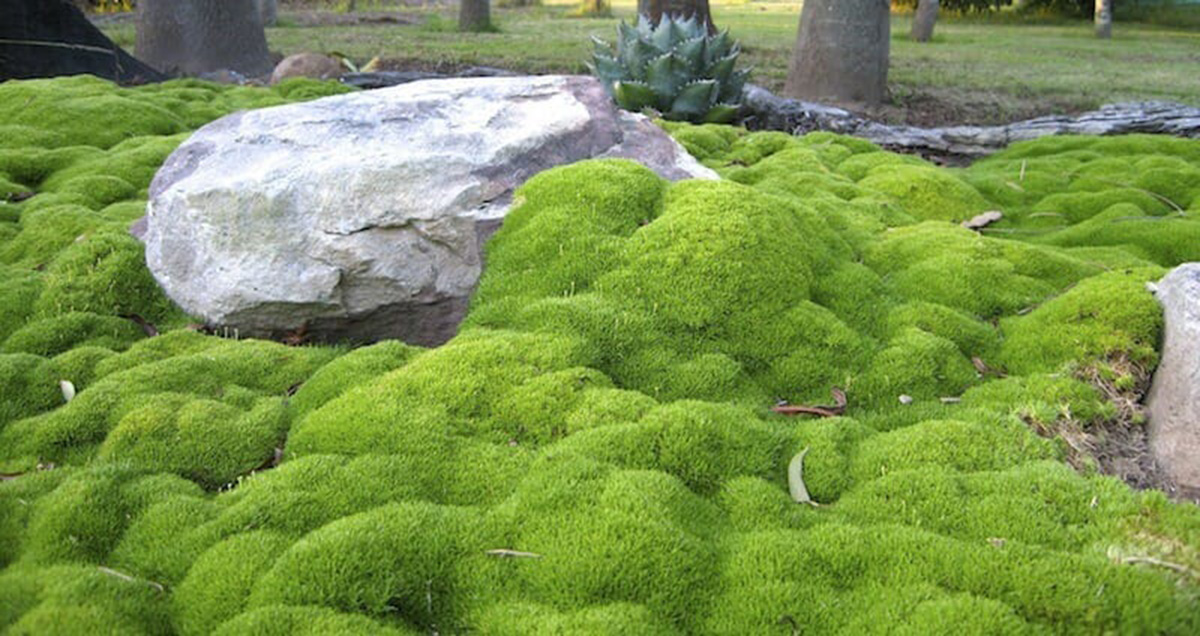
<box><xmin>100</xmin><ymin>1</ymin><xmax>1200</xmax><ymax>125</ymax></box>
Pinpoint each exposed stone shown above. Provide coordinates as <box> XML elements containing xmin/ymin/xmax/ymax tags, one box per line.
<box><xmin>270</xmin><ymin>53</ymin><xmax>345</xmax><ymax>85</ymax></box>
<box><xmin>145</xmin><ymin>75</ymin><xmax>716</xmax><ymax>346</ymax></box>
<box><xmin>1146</xmin><ymin>263</ymin><xmax>1200</xmax><ymax>498</ymax></box>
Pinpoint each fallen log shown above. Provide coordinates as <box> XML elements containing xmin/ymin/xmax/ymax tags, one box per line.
<box><xmin>740</xmin><ymin>85</ymin><xmax>1200</xmax><ymax>163</ymax></box>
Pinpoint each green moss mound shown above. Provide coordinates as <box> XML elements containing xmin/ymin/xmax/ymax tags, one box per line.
<box><xmin>1</xmin><ymin>77</ymin><xmax>1199</xmax><ymax>633</ymax></box>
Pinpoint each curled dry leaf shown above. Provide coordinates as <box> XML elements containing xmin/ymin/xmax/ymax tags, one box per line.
<box><xmin>773</xmin><ymin>387</ymin><xmax>847</xmax><ymax>418</ymax></box>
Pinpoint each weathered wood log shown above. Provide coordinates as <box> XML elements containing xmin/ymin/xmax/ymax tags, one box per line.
<box><xmin>0</xmin><ymin>0</ymin><xmax>165</xmax><ymax>84</ymax></box>
<box><xmin>740</xmin><ymin>84</ymin><xmax>1200</xmax><ymax>163</ymax></box>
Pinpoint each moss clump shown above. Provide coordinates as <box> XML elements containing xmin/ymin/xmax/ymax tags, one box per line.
<box><xmin>4</xmin><ymin>77</ymin><xmax>1200</xmax><ymax>634</ymax></box>
<box><xmin>857</xmin><ymin>165</ymin><xmax>992</xmax><ymax>223</ymax></box>
<box><xmin>248</xmin><ymin>502</ymin><xmax>480</xmax><ymax>631</ymax></box>
<box><xmin>3</xmin><ymin>312</ymin><xmax>143</xmax><ymax>357</ymax></box>
<box><xmin>998</xmin><ymin>268</ymin><xmax>1165</xmax><ymax>375</ymax></box>
<box><xmin>98</xmin><ymin>395</ymin><xmax>288</xmax><ymax>490</ymax></box>
<box><xmin>212</xmin><ymin>605</ymin><xmax>415</xmax><ymax>636</ymax></box>
<box><xmin>171</xmin><ymin>530</ymin><xmax>294</xmax><ymax>636</ymax></box>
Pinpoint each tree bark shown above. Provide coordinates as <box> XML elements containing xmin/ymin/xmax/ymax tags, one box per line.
<box><xmin>257</xmin><ymin>0</ymin><xmax>277</xmax><ymax>27</ymax></box>
<box><xmin>1095</xmin><ymin>0</ymin><xmax>1113</xmax><ymax>39</ymax></box>
<box><xmin>136</xmin><ymin>0</ymin><xmax>273</xmax><ymax>77</ymax></box>
<box><xmin>742</xmin><ymin>84</ymin><xmax>1200</xmax><ymax>163</ymax></box>
<box><xmin>459</xmin><ymin>0</ymin><xmax>493</xmax><ymax>32</ymax></box>
<box><xmin>784</xmin><ymin>0</ymin><xmax>891</xmax><ymax>108</ymax></box>
<box><xmin>0</xmin><ymin>0</ymin><xmax>164</xmax><ymax>84</ymax></box>
<box><xmin>637</xmin><ymin>0</ymin><xmax>715</xmax><ymax>33</ymax></box>
<box><xmin>911</xmin><ymin>0</ymin><xmax>939</xmax><ymax>43</ymax></box>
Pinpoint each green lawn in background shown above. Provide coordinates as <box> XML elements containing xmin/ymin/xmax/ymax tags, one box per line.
<box><xmin>100</xmin><ymin>2</ymin><xmax>1200</xmax><ymax>125</ymax></box>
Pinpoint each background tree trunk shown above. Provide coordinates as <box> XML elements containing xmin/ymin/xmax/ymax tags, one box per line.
<box><xmin>1095</xmin><ymin>0</ymin><xmax>1112</xmax><ymax>38</ymax></box>
<box><xmin>784</xmin><ymin>0</ymin><xmax>890</xmax><ymax>108</ymax></box>
<box><xmin>637</xmin><ymin>0</ymin><xmax>715</xmax><ymax>33</ymax></box>
<box><xmin>257</xmin><ymin>0</ymin><xmax>277</xmax><ymax>27</ymax></box>
<box><xmin>136</xmin><ymin>0</ymin><xmax>273</xmax><ymax>76</ymax></box>
<box><xmin>911</xmin><ymin>0</ymin><xmax>939</xmax><ymax>42</ymax></box>
<box><xmin>459</xmin><ymin>0</ymin><xmax>492</xmax><ymax>32</ymax></box>
<box><xmin>1</xmin><ymin>0</ymin><xmax>164</xmax><ymax>84</ymax></box>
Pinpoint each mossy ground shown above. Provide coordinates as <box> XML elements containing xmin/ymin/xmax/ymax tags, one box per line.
<box><xmin>1</xmin><ymin>78</ymin><xmax>1199</xmax><ymax>634</ymax></box>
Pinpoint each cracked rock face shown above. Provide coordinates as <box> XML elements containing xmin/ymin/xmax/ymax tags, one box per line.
<box><xmin>145</xmin><ymin>75</ymin><xmax>716</xmax><ymax>346</ymax></box>
<box><xmin>1146</xmin><ymin>264</ymin><xmax>1200</xmax><ymax>497</ymax></box>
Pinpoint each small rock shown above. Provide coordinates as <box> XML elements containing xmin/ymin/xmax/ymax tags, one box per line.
<box><xmin>270</xmin><ymin>53</ymin><xmax>344</xmax><ymax>85</ymax></box>
<box><xmin>898</xmin><ymin>394</ymin><xmax>914</xmax><ymax>405</ymax></box>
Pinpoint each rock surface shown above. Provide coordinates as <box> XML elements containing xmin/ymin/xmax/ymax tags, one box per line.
<box><xmin>1146</xmin><ymin>263</ymin><xmax>1200</xmax><ymax>498</ymax></box>
<box><xmin>145</xmin><ymin>75</ymin><xmax>716</xmax><ymax>346</ymax></box>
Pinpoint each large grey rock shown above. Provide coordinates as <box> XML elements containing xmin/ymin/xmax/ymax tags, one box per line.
<box><xmin>1146</xmin><ymin>263</ymin><xmax>1200</xmax><ymax>496</ymax></box>
<box><xmin>145</xmin><ymin>75</ymin><xmax>716</xmax><ymax>346</ymax></box>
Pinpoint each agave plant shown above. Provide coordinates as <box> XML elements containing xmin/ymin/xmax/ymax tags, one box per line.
<box><xmin>588</xmin><ymin>15</ymin><xmax>749</xmax><ymax>124</ymax></box>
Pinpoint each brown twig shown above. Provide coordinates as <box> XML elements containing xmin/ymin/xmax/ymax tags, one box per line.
<box><xmin>773</xmin><ymin>388</ymin><xmax>847</xmax><ymax>417</ymax></box>
<box><xmin>119</xmin><ymin>314</ymin><xmax>159</xmax><ymax>337</ymax></box>
<box><xmin>971</xmin><ymin>357</ymin><xmax>1007</xmax><ymax>378</ymax></box>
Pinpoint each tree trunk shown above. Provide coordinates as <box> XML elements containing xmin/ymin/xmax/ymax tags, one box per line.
<box><xmin>637</xmin><ymin>0</ymin><xmax>715</xmax><ymax>33</ymax></box>
<box><xmin>257</xmin><ymin>0</ymin><xmax>277</xmax><ymax>27</ymax></box>
<box><xmin>911</xmin><ymin>0</ymin><xmax>938</xmax><ymax>43</ymax></box>
<box><xmin>459</xmin><ymin>0</ymin><xmax>492</xmax><ymax>32</ymax></box>
<box><xmin>784</xmin><ymin>0</ymin><xmax>890</xmax><ymax>108</ymax></box>
<box><xmin>136</xmin><ymin>0</ymin><xmax>273</xmax><ymax>77</ymax></box>
<box><xmin>0</xmin><ymin>0</ymin><xmax>164</xmax><ymax>84</ymax></box>
<box><xmin>1095</xmin><ymin>0</ymin><xmax>1112</xmax><ymax>39</ymax></box>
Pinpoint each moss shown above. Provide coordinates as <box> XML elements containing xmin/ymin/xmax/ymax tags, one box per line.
<box><xmin>0</xmin><ymin>338</ymin><xmax>336</xmax><ymax>468</ymax></box>
<box><xmin>1</xmin><ymin>563</ymin><xmax>172</xmax><ymax>635</ymax></box>
<box><xmin>856</xmin><ymin>328</ymin><xmax>979</xmax><ymax>408</ymax></box>
<box><xmin>0</xmin><ymin>469</ymin><xmax>71</xmax><ymax>567</ymax></box>
<box><xmin>0</xmin><ymin>353</ymin><xmax>61</xmax><ymax>432</ymax></box>
<box><xmin>34</xmin><ymin>229</ymin><xmax>182</xmax><ymax>323</ymax></box>
<box><xmin>288</xmin><ymin>341</ymin><xmax>418</xmax><ymax>420</ymax></box>
<box><xmin>705</xmin><ymin>522</ymin><xmax>1195</xmax><ymax>634</ymax></box>
<box><xmin>108</xmin><ymin>495</ymin><xmax>218</xmax><ymax>586</ymax></box>
<box><xmin>48</xmin><ymin>345</ymin><xmax>117</xmax><ymax>392</ymax></box>
<box><xmin>3</xmin><ymin>312</ymin><xmax>143</xmax><ymax>356</ymax></box>
<box><xmin>475</xmin><ymin>454</ymin><xmax>724</xmax><ymax>632</ymax></box>
<box><xmin>22</xmin><ymin>465</ymin><xmax>200</xmax><ymax>565</ymax></box>
<box><xmin>172</xmin><ymin>530</ymin><xmax>295</xmax><ymax>636</ymax></box>
<box><xmin>557</xmin><ymin>401</ymin><xmax>790</xmax><ymax>496</ymax></box>
<box><xmin>848</xmin><ymin>417</ymin><xmax>1057</xmax><ymax>483</ymax></box>
<box><xmin>98</xmin><ymin>394</ymin><xmax>288</xmax><ymax>490</ymax></box>
<box><xmin>857</xmin><ymin>165</ymin><xmax>991</xmax><ymax>223</ymax></box>
<box><xmin>0</xmin><ymin>265</ymin><xmax>42</xmax><ymax>343</ymax></box>
<box><xmin>998</xmin><ymin>268</ymin><xmax>1165</xmax><ymax>375</ymax></box>
<box><xmin>212</xmin><ymin>605</ymin><xmax>414</xmax><ymax>636</ymax></box>
<box><xmin>959</xmin><ymin>374</ymin><xmax>1114</xmax><ymax>426</ymax></box>
<box><xmin>475</xmin><ymin>601</ymin><xmax>680</xmax><ymax>635</ymax></box>
<box><xmin>248</xmin><ymin>502</ymin><xmax>481</xmax><ymax>631</ymax></box>
<box><xmin>0</xmin><ymin>204</ymin><xmax>103</xmax><ymax>268</ymax></box>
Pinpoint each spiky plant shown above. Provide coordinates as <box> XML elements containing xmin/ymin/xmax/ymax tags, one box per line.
<box><xmin>588</xmin><ymin>15</ymin><xmax>749</xmax><ymax>124</ymax></box>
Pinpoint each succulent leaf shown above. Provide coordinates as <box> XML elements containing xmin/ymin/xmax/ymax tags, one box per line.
<box><xmin>703</xmin><ymin>104</ymin><xmax>741</xmax><ymax>124</ymax></box>
<box><xmin>590</xmin><ymin>54</ymin><xmax>625</xmax><ymax>89</ymax></box>
<box><xmin>673</xmin><ymin>36</ymin><xmax>707</xmax><ymax>74</ymax></box>
<box><xmin>614</xmin><ymin>81</ymin><xmax>659</xmax><ymax>112</ymax></box>
<box><xmin>718</xmin><ymin>69</ymin><xmax>751</xmax><ymax>104</ymax></box>
<box><xmin>668</xmin><ymin>80</ymin><xmax>718</xmax><ymax>120</ymax></box>
<box><xmin>589</xmin><ymin>15</ymin><xmax>748</xmax><ymax>123</ymax></box>
<box><xmin>709</xmin><ymin>54</ymin><xmax>737</xmax><ymax>85</ymax></box>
